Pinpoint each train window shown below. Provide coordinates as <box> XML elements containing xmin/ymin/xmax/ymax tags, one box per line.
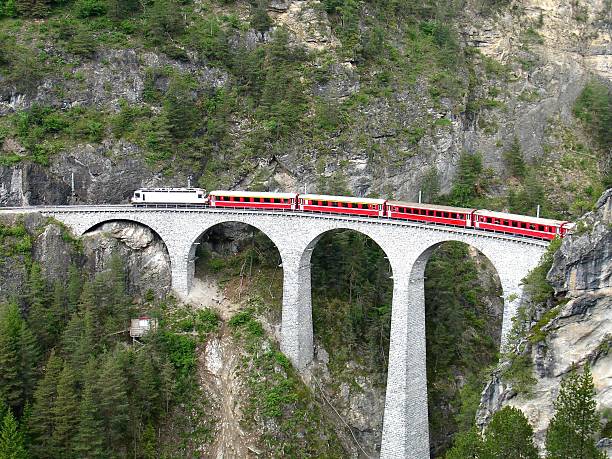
<box><xmin>135</xmin><ymin>193</ymin><xmax>140</xmax><ymax>198</ymax></box>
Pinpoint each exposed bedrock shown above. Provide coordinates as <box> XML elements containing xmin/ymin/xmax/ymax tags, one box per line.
<box><xmin>477</xmin><ymin>189</ymin><xmax>612</xmax><ymax>454</ymax></box>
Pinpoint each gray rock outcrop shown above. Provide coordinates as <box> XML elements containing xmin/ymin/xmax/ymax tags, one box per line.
<box><xmin>477</xmin><ymin>189</ymin><xmax>612</xmax><ymax>453</ymax></box>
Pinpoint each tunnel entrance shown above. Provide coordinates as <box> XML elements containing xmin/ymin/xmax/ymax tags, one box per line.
<box><xmin>423</xmin><ymin>241</ymin><xmax>503</xmax><ymax>458</ymax></box>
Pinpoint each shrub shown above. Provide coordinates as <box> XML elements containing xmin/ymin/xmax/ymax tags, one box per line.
<box><xmin>75</xmin><ymin>0</ymin><xmax>107</xmax><ymax>18</ymax></box>
<box><xmin>573</xmin><ymin>80</ymin><xmax>612</xmax><ymax>151</ymax></box>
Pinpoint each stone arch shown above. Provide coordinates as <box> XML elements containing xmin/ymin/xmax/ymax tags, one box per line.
<box><xmin>184</xmin><ymin>219</ymin><xmax>287</xmax><ymax>297</ymax></box>
<box><xmin>80</xmin><ymin>218</ymin><xmax>173</xmax><ymax>298</ymax></box>
<box><xmin>299</xmin><ymin>225</ymin><xmax>396</xmax><ymax>271</ymax></box>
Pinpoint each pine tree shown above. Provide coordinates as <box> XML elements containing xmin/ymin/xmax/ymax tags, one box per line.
<box><xmin>0</xmin><ymin>302</ymin><xmax>32</xmax><ymax>413</ymax></box>
<box><xmin>28</xmin><ymin>351</ymin><xmax>62</xmax><ymax>458</ymax></box>
<box><xmin>74</xmin><ymin>358</ymin><xmax>104</xmax><ymax>458</ymax></box>
<box><xmin>29</xmin><ymin>0</ymin><xmax>50</xmax><ymax>17</ymax></box>
<box><xmin>18</xmin><ymin>320</ymin><xmax>39</xmax><ymax>405</ymax></box>
<box><xmin>26</xmin><ymin>263</ymin><xmax>52</xmax><ymax>348</ymax></box>
<box><xmin>0</xmin><ymin>303</ymin><xmax>22</xmax><ymax>411</ymax></box>
<box><xmin>50</xmin><ymin>281</ymin><xmax>66</xmax><ymax>334</ymax></box>
<box><xmin>0</xmin><ymin>409</ymin><xmax>27</xmax><ymax>459</ymax></box>
<box><xmin>250</xmin><ymin>0</ymin><xmax>272</xmax><ymax>34</ymax></box>
<box><xmin>482</xmin><ymin>406</ymin><xmax>538</xmax><ymax>459</ymax></box>
<box><xmin>135</xmin><ymin>351</ymin><xmax>161</xmax><ymax>422</ymax></box>
<box><xmin>546</xmin><ymin>364</ymin><xmax>605</xmax><ymax>459</ymax></box>
<box><xmin>445</xmin><ymin>427</ymin><xmax>484</xmax><ymax>459</ymax></box>
<box><xmin>97</xmin><ymin>351</ymin><xmax>129</xmax><ymax>454</ymax></box>
<box><xmin>66</xmin><ymin>265</ymin><xmax>82</xmax><ymax>316</ymax></box>
<box><xmin>163</xmin><ymin>76</ymin><xmax>197</xmax><ymax>139</ymax></box>
<box><xmin>14</xmin><ymin>0</ymin><xmax>32</xmax><ymax>16</ymax></box>
<box><xmin>61</xmin><ymin>312</ymin><xmax>84</xmax><ymax>362</ymax></box>
<box><xmin>51</xmin><ymin>363</ymin><xmax>79</xmax><ymax>456</ymax></box>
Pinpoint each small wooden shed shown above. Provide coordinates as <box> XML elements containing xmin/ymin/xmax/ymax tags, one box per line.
<box><xmin>130</xmin><ymin>316</ymin><xmax>158</xmax><ymax>338</ymax></box>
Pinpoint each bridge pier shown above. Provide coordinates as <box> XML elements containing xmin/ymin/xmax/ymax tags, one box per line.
<box><xmin>381</xmin><ymin>257</ymin><xmax>430</xmax><ymax>459</ymax></box>
<box><xmin>280</xmin><ymin>250</ymin><xmax>314</xmax><ymax>370</ymax></box>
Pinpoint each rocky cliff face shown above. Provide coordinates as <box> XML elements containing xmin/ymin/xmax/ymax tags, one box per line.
<box><xmin>477</xmin><ymin>188</ymin><xmax>612</xmax><ymax>453</ymax></box>
<box><xmin>0</xmin><ymin>0</ymin><xmax>609</xmax><ymax>208</ymax></box>
<box><xmin>0</xmin><ymin>214</ymin><xmax>170</xmax><ymax>302</ymax></box>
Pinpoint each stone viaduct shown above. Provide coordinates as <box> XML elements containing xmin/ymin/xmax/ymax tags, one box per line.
<box><xmin>2</xmin><ymin>205</ymin><xmax>548</xmax><ymax>458</ymax></box>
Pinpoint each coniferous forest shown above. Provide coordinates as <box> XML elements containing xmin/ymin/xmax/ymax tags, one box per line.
<box><xmin>0</xmin><ymin>254</ymin><xmax>212</xmax><ymax>457</ymax></box>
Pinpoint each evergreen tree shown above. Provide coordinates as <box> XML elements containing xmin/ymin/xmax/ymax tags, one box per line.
<box><xmin>141</xmin><ymin>422</ymin><xmax>157</xmax><ymax>459</ymax></box>
<box><xmin>502</xmin><ymin>137</ymin><xmax>526</xmax><ymax>179</ymax></box>
<box><xmin>28</xmin><ymin>351</ymin><xmax>62</xmax><ymax>458</ymax></box>
<box><xmin>17</xmin><ymin>320</ymin><xmax>39</xmax><ymax>406</ymax></box>
<box><xmin>51</xmin><ymin>363</ymin><xmax>79</xmax><ymax>456</ymax></box>
<box><xmin>545</xmin><ymin>364</ymin><xmax>605</xmax><ymax>459</ymax></box>
<box><xmin>27</xmin><ymin>263</ymin><xmax>53</xmax><ymax>348</ymax></box>
<box><xmin>445</xmin><ymin>427</ymin><xmax>484</xmax><ymax>459</ymax></box>
<box><xmin>0</xmin><ymin>409</ymin><xmax>27</xmax><ymax>459</ymax></box>
<box><xmin>66</xmin><ymin>265</ymin><xmax>82</xmax><ymax>315</ymax></box>
<box><xmin>97</xmin><ymin>351</ymin><xmax>129</xmax><ymax>454</ymax></box>
<box><xmin>107</xmin><ymin>0</ymin><xmax>139</xmax><ymax>19</ymax></box>
<box><xmin>145</xmin><ymin>0</ymin><xmax>185</xmax><ymax>45</ymax></box>
<box><xmin>14</xmin><ymin>0</ymin><xmax>32</xmax><ymax>16</ymax></box>
<box><xmin>163</xmin><ymin>76</ymin><xmax>198</xmax><ymax>139</ymax></box>
<box><xmin>0</xmin><ymin>303</ymin><xmax>23</xmax><ymax>412</ymax></box>
<box><xmin>250</xmin><ymin>0</ymin><xmax>272</xmax><ymax>33</ymax></box>
<box><xmin>483</xmin><ymin>406</ymin><xmax>538</xmax><ymax>459</ymax></box>
<box><xmin>0</xmin><ymin>302</ymin><xmax>37</xmax><ymax>414</ymax></box>
<box><xmin>30</xmin><ymin>0</ymin><xmax>50</xmax><ymax>17</ymax></box>
<box><xmin>448</xmin><ymin>152</ymin><xmax>484</xmax><ymax>207</ymax></box>
<box><xmin>50</xmin><ymin>281</ymin><xmax>66</xmax><ymax>335</ymax></box>
<box><xmin>74</xmin><ymin>358</ymin><xmax>104</xmax><ymax>458</ymax></box>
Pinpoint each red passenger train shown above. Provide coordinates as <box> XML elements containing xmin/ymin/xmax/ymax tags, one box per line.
<box><xmin>132</xmin><ymin>188</ymin><xmax>572</xmax><ymax>241</ymax></box>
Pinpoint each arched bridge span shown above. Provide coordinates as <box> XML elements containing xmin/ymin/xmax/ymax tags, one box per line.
<box><xmin>3</xmin><ymin>205</ymin><xmax>548</xmax><ymax>459</ymax></box>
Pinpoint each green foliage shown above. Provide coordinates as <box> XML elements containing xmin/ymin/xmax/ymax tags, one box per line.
<box><xmin>445</xmin><ymin>152</ymin><xmax>486</xmax><ymax>207</ymax></box>
<box><xmin>573</xmin><ymin>80</ymin><xmax>612</xmax><ymax>152</ymax></box>
<box><xmin>160</xmin><ymin>332</ymin><xmax>196</xmax><ymax>393</ymax></box>
<box><xmin>0</xmin><ymin>302</ymin><xmax>38</xmax><ymax>415</ymax></box>
<box><xmin>230</xmin><ymin>310</ymin><xmax>345</xmax><ymax>457</ymax></box>
<box><xmin>0</xmin><ymin>223</ymin><xmax>32</xmax><ymax>258</ymax></box>
<box><xmin>426</xmin><ymin>243</ymin><xmax>500</xmax><ymax>451</ymax></box>
<box><xmin>483</xmin><ymin>406</ymin><xmax>538</xmax><ymax>459</ymax></box>
<box><xmin>522</xmin><ymin>237</ymin><xmax>562</xmax><ymax>305</ymax></box>
<box><xmin>503</xmin><ymin>138</ymin><xmax>526</xmax><ymax>179</ymax></box>
<box><xmin>312</xmin><ymin>230</ymin><xmax>392</xmax><ymax>376</ymax></box>
<box><xmin>546</xmin><ymin>364</ymin><xmax>606</xmax><ymax>459</ymax></box>
<box><xmin>145</xmin><ymin>0</ymin><xmax>185</xmax><ymax>45</ymax></box>
<box><xmin>163</xmin><ymin>75</ymin><xmax>198</xmax><ymax>139</ymax></box>
<box><xmin>445</xmin><ymin>427</ymin><xmax>484</xmax><ymax>459</ymax></box>
<box><xmin>0</xmin><ymin>409</ymin><xmax>27</xmax><ymax>459</ymax></box>
<box><xmin>250</xmin><ymin>0</ymin><xmax>272</xmax><ymax>33</ymax></box>
<box><xmin>195</xmin><ymin>308</ymin><xmax>220</xmax><ymax>339</ymax></box>
<box><xmin>74</xmin><ymin>0</ymin><xmax>107</xmax><ymax>18</ymax></box>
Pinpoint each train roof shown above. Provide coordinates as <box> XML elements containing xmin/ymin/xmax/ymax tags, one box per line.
<box><xmin>474</xmin><ymin>209</ymin><xmax>570</xmax><ymax>226</ymax></box>
<box><xmin>209</xmin><ymin>190</ymin><xmax>298</xmax><ymax>199</ymax></box>
<box><xmin>136</xmin><ymin>187</ymin><xmax>206</xmax><ymax>192</ymax></box>
<box><xmin>300</xmin><ymin>194</ymin><xmax>387</xmax><ymax>205</ymax></box>
<box><xmin>387</xmin><ymin>201</ymin><xmax>476</xmax><ymax>213</ymax></box>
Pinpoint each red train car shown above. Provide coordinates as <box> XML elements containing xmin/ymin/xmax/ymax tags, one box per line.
<box><xmin>208</xmin><ymin>190</ymin><xmax>298</xmax><ymax>210</ymax></box>
<box><xmin>298</xmin><ymin>194</ymin><xmax>387</xmax><ymax>217</ymax></box>
<box><xmin>473</xmin><ymin>210</ymin><xmax>572</xmax><ymax>240</ymax></box>
<box><xmin>386</xmin><ymin>201</ymin><xmax>476</xmax><ymax>227</ymax></box>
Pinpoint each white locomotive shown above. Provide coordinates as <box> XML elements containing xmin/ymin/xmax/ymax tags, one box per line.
<box><xmin>131</xmin><ymin>188</ymin><xmax>207</xmax><ymax>205</ymax></box>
